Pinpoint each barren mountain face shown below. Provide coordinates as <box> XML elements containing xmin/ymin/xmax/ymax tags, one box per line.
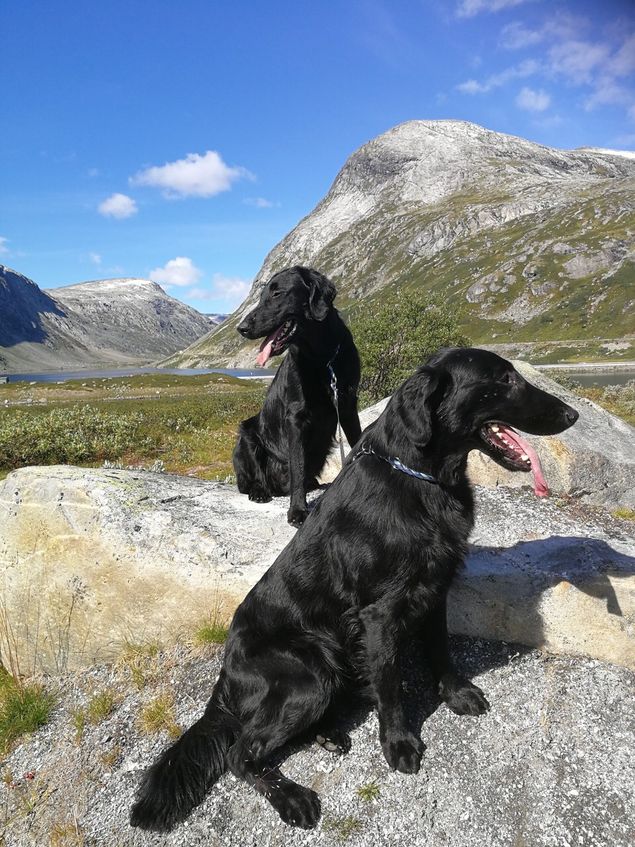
<box><xmin>166</xmin><ymin>120</ymin><xmax>635</xmax><ymax>368</ymax></box>
<box><xmin>0</xmin><ymin>268</ymin><xmax>211</xmax><ymax>372</ymax></box>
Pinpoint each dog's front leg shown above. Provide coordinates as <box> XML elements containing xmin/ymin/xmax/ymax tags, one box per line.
<box><xmin>423</xmin><ymin>597</ymin><xmax>490</xmax><ymax>716</ymax></box>
<box><xmin>338</xmin><ymin>389</ymin><xmax>362</xmax><ymax>449</ymax></box>
<box><xmin>286</xmin><ymin>409</ymin><xmax>308</xmax><ymax>526</ymax></box>
<box><xmin>360</xmin><ymin>604</ymin><xmax>424</xmax><ymax>774</ymax></box>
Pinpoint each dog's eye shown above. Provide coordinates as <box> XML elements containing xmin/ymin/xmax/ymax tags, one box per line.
<box><xmin>500</xmin><ymin>372</ymin><xmax>515</xmax><ymax>384</ymax></box>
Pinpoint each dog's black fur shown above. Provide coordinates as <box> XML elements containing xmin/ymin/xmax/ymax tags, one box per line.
<box><xmin>131</xmin><ymin>348</ymin><xmax>578</xmax><ymax>832</ymax></box>
<box><xmin>232</xmin><ymin>266</ymin><xmax>362</xmax><ymax>526</ymax></box>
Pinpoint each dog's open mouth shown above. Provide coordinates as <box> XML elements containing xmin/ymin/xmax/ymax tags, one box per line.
<box><xmin>256</xmin><ymin>321</ymin><xmax>297</xmax><ymax>367</ymax></box>
<box><xmin>479</xmin><ymin>422</ymin><xmax>549</xmax><ymax>498</ymax></box>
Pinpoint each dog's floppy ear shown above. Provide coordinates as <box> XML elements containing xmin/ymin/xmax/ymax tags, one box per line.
<box><xmin>298</xmin><ymin>267</ymin><xmax>336</xmax><ymax>321</ymax></box>
<box><xmin>395</xmin><ymin>366</ymin><xmax>440</xmax><ymax>448</ymax></box>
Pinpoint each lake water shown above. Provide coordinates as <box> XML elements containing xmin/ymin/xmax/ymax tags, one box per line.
<box><xmin>3</xmin><ymin>366</ymin><xmax>275</xmax><ymax>384</ymax></box>
<box><xmin>540</xmin><ymin>369</ymin><xmax>635</xmax><ymax>387</ymax></box>
<box><xmin>2</xmin><ymin>366</ymin><xmax>633</xmax><ymax>387</ymax></box>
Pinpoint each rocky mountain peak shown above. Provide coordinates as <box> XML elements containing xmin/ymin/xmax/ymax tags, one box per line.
<box><xmin>161</xmin><ymin>120</ymin><xmax>634</xmax><ymax>369</ymax></box>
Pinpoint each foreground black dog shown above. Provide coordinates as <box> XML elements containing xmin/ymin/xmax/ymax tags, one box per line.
<box><xmin>232</xmin><ymin>266</ymin><xmax>361</xmax><ymax>526</ymax></box>
<box><xmin>131</xmin><ymin>348</ymin><xmax>578</xmax><ymax>832</ymax></box>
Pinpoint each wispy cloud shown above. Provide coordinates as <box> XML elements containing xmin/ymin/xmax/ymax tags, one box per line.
<box><xmin>549</xmin><ymin>40</ymin><xmax>611</xmax><ymax>85</ymax></box>
<box><xmin>89</xmin><ymin>252</ymin><xmax>102</xmax><ymax>265</ymax></box>
<box><xmin>461</xmin><ymin>10</ymin><xmax>635</xmax><ymax>123</ymax></box>
<box><xmin>131</xmin><ymin>151</ymin><xmax>253</xmax><ymax>199</ymax></box>
<box><xmin>456</xmin><ymin>0</ymin><xmax>534</xmax><ymax>20</ymax></box>
<box><xmin>244</xmin><ymin>197</ymin><xmax>277</xmax><ymax>208</ymax></box>
<box><xmin>516</xmin><ymin>86</ymin><xmax>551</xmax><ymax>111</ymax></box>
<box><xmin>457</xmin><ymin>58</ymin><xmax>539</xmax><ymax>94</ymax></box>
<box><xmin>0</xmin><ymin>236</ymin><xmax>9</xmax><ymax>256</ymax></box>
<box><xmin>149</xmin><ymin>256</ymin><xmax>202</xmax><ymax>287</ymax></box>
<box><xmin>500</xmin><ymin>12</ymin><xmax>587</xmax><ymax>50</ymax></box>
<box><xmin>98</xmin><ymin>193</ymin><xmax>138</xmax><ymax>219</ymax></box>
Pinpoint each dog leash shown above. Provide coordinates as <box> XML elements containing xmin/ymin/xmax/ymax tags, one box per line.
<box><xmin>350</xmin><ymin>443</ymin><xmax>438</xmax><ymax>484</ymax></box>
<box><xmin>326</xmin><ymin>346</ymin><xmax>346</xmax><ymax>467</ymax></box>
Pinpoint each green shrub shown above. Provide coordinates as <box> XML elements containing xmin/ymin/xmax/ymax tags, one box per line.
<box><xmin>349</xmin><ymin>292</ymin><xmax>470</xmax><ymax>404</ymax></box>
<box><xmin>0</xmin><ymin>668</ymin><xmax>54</xmax><ymax>753</ymax></box>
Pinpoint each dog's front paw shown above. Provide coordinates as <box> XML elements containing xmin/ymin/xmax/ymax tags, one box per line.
<box><xmin>441</xmin><ymin>679</ymin><xmax>490</xmax><ymax>716</ymax></box>
<box><xmin>381</xmin><ymin>732</ymin><xmax>425</xmax><ymax>774</ymax></box>
<box><xmin>269</xmin><ymin>783</ymin><xmax>321</xmax><ymax>829</ymax></box>
<box><xmin>287</xmin><ymin>506</ymin><xmax>308</xmax><ymax>527</ymax></box>
<box><xmin>249</xmin><ymin>485</ymin><xmax>272</xmax><ymax>503</ymax></box>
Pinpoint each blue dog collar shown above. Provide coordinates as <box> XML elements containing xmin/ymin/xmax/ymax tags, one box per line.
<box><xmin>351</xmin><ymin>443</ymin><xmax>438</xmax><ymax>484</ymax></box>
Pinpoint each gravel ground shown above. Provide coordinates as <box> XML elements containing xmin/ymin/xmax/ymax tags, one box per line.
<box><xmin>1</xmin><ymin>637</ymin><xmax>633</xmax><ymax>847</ymax></box>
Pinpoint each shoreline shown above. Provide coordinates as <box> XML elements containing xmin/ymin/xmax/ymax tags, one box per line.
<box><xmin>534</xmin><ymin>361</ymin><xmax>635</xmax><ymax>373</ymax></box>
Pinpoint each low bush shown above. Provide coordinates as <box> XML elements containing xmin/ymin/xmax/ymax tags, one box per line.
<box><xmin>349</xmin><ymin>292</ymin><xmax>470</xmax><ymax>404</ymax></box>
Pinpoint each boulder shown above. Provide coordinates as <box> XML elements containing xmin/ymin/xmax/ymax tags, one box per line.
<box><xmin>1</xmin><ymin>465</ymin><xmax>633</xmax><ymax>674</ymax></box>
<box><xmin>321</xmin><ymin>361</ymin><xmax>635</xmax><ymax>509</ymax></box>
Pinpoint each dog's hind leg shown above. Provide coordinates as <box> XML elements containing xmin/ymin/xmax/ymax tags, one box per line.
<box><xmin>225</xmin><ymin>663</ymin><xmax>332</xmax><ymax>828</ymax></box>
<box><xmin>422</xmin><ymin>597</ymin><xmax>490</xmax><ymax>716</ymax></box>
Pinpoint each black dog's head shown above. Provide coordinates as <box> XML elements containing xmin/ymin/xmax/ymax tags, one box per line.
<box><xmin>384</xmin><ymin>347</ymin><xmax>578</xmax><ymax>496</ymax></box>
<box><xmin>236</xmin><ymin>266</ymin><xmax>336</xmax><ymax>366</ymax></box>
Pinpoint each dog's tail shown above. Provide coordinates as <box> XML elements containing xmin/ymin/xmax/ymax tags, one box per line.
<box><xmin>130</xmin><ymin>690</ymin><xmax>238</xmax><ymax>833</ymax></box>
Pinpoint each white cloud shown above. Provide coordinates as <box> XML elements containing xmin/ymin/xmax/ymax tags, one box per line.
<box><xmin>494</xmin><ymin>14</ymin><xmax>635</xmax><ymax>122</ymax></box>
<box><xmin>500</xmin><ymin>13</ymin><xmax>587</xmax><ymax>50</ymax></box>
<box><xmin>499</xmin><ymin>21</ymin><xmax>543</xmax><ymax>50</ymax></box>
<box><xmin>0</xmin><ymin>236</ymin><xmax>9</xmax><ymax>255</ymax></box>
<box><xmin>131</xmin><ymin>151</ymin><xmax>252</xmax><ymax>198</ymax></box>
<box><xmin>149</xmin><ymin>257</ymin><xmax>203</xmax><ymax>287</ymax></box>
<box><xmin>549</xmin><ymin>40</ymin><xmax>611</xmax><ymax>85</ymax></box>
<box><xmin>456</xmin><ymin>0</ymin><xmax>533</xmax><ymax>19</ymax></box>
<box><xmin>98</xmin><ymin>193</ymin><xmax>138</xmax><ymax>219</ymax></box>
<box><xmin>457</xmin><ymin>58</ymin><xmax>539</xmax><ymax>94</ymax></box>
<box><xmin>89</xmin><ymin>252</ymin><xmax>102</xmax><ymax>265</ymax></box>
<box><xmin>516</xmin><ymin>86</ymin><xmax>551</xmax><ymax>112</ymax></box>
<box><xmin>211</xmin><ymin>273</ymin><xmax>251</xmax><ymax>301</ymax></box>
<box><xmin>608</xmin><ymin>33</ymin><xmax>635</xmax><ymax>77</ymax></box>
<box><xmin>244</xmin><ymin>197</ymin><xmax>277</xmax><ymax>208</ymax></box>
<box><xmin>185</xmin><ymin>274</ymin><xmax>251</xmax><ymax>309</ymax></box>
<box><xmin>584</xmin><ymin>77</ymin><xmax>632</xmax><ymax>111</ymax></box>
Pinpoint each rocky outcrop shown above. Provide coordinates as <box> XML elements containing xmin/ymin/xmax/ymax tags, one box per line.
<box><xmin>0</xmin><ymin>266</ymin><xmax>211</xmax><ymax>372</ymax></box>
<box><xmin>320</xmin><ymin>361</ymin><xmax>635</xmax><ymax>510</ymax></box>
<box><xmin>1</xmin><ymin>464</ymin><xmax>633</xmax><ymax>675</ymax></box>
<box><xmin>163</xmin><ymin>120</ymin><xmax>635</xmax><ymax>368</ymax></box>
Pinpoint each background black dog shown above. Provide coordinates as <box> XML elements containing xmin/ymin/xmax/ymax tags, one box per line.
<box><xmin>232</xmin><ymin>266</ymin><xmax>362</xmax><ymax>526</ymax></box>
<box><xmin>130</xmin><ymin>348</ymin><xmax>578</xmax><ymax>832</ymax></box>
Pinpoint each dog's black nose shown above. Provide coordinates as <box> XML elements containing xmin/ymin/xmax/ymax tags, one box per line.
<box><xmin>564</xmin><ymin>407</ymin><xmax>579</xmax><ymax>426</ymax></box>
<box><xmin>236</xmin><ymin>319</ymin><xmax>251</xmax><ymax>337</ymax></box>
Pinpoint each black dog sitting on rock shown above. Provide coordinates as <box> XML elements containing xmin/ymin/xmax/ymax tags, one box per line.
<box><xmin>232</xmin><ymin>266</ymin><xmax>362</xmax><ymax>526</ymax></box>
<box><xmin>130</xmin><ymin>348</ymin><xmax>578</xmax><ymax>832</ymax></box>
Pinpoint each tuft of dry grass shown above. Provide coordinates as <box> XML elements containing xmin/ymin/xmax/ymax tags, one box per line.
<box><xmin>49</xmin><ymin>817</ymin><xmax>84</xmax><ymax>847</ymax></box>
<box><xmin>138</xmin><ymin>693</ymin><xmax>181</xmax><ymax>739</ymax></box>
<box><xmin>71</xmin><ymin>689</ymin><xmax>118</xmax><ymax>742</ymax></box>
<box><xmin>356</xmin><ymin>780</ymin><xmax>381</xmax><ymax>802</ymax></box>
<box><xmin>117</xmin><ymin>642</ymin><xmax>161</xmax><ymax>690</ymax></box>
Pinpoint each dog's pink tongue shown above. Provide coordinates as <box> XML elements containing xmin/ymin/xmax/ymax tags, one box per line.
<box><xmin>256</xmin><ymin>333</ymin><xmax>276</xmax><ymax>367</ymax></box>
<box><xmin>498</xmin><ymin>425</ymin><xmax>549</xmax><ymax>498</ymax></box>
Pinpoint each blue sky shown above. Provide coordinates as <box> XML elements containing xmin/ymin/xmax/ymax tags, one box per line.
<box><xmin>2</xmin><ymin>0</ymin><xmax>634</xmax><ymax>314</ymax></box>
